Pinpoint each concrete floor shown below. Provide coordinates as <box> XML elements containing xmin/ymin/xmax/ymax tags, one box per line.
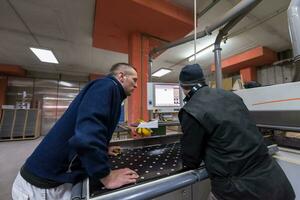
<box><xmin>0</xmin><ymin>137</ymin><xmax>43</xmax><ymax>200</ymax></box>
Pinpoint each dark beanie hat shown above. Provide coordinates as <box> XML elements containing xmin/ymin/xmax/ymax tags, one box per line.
<box><xmin>179</xmin><ymin>64</ymin><xmax>205</xmax><ymax>86</ymax></box>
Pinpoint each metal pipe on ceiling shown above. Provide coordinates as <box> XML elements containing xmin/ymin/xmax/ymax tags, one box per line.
<box><xmin>193</xmin><ymin>0</ymin><xmax>197</xmax><ymax>64</ymax></box>
<box><xmin>214</xmin><ymin>10</ymin><xmax>256</xmax><ymax>88</ymax></box>
<box><xmin>288</xmin><ymin>0</ymin><xmax>300</xmax><ymax>63</ymax></box>
<box><xmin>214</xmin><ymin>35</ymin><xmax>223</xmax><ymax>88</ymax></box>
<box><xmin>148</xmin><ymin>0</ymin><xmax>221</xmax><ymax>68</ymax></box>
<box><xmin>197</xmin><ymin>0</ymin><xmax>221</xmax><ymax>19</ymax></box>
<box><xmin>160</xmin><ymin>5</ymin><xmax>287</xmax><ymax>71</ymax></box>
<box><xmin>193</xmin><ymin>0</ymin><xmax>222</xmax><ymax>65</ymax></box>
<box><xmin>150</xmin><ymin>0</ymin><xmax>262</xmax><ymax>58</ymax></box>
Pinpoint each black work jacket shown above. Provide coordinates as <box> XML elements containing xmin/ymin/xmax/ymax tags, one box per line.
<box><xmin>179</xmin><ymin>86</ymin><xmax>295</xmax><ymax>200</ymax></box>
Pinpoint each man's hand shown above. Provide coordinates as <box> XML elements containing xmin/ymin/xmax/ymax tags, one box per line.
<box><xmin>100</xmin><ymin>168</ymin><xmax>139</xmax><ymax>189</ymax></box>
<box><xmin>108</xmin><ymin>146</ymin><xmax>121</xmax><ymax>156</ymax></box>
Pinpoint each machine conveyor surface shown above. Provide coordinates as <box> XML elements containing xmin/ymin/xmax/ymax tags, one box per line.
<box><xmin>89</xmin><ymin>142</ymin><xmax>185</xmax><ymax>198</ymax></box>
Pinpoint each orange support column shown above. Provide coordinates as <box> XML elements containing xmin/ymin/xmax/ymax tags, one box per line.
<box><xmin>141</xmin><ymin>36</ymin><xmax>150</xmax><ymax>121</ymax></box>
<box><xmin>128</xmin><ymin>32</ymin><xmax>149</xmax><ymax>124</ymax></box>
<box><xmin>240</xmin><ymin>67</ymin><xmax>257</xmax><ymax>82</ymax></box>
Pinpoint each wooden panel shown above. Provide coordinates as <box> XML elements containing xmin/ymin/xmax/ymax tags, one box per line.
<box><xmin>0</xmin><ymin>109</ymin><xmax>41</xmax><ymax>141</ymax></box>
<box><xmin>0</xmin><ymin>110</ymin><xmax>14</xmax><ymax>138</ymax></box>
<box><xmin>25</xmin><ymin>110</ymin><xmax>39</xmax><ymax>137</ymax></box>
<box><xmin>12</xmin><ymin>109</ymin><xmax>26</xmax><ymax>137</ymax></box>
<box><xmin>209</xmin><ymin>78</ymin><xmax>233</xmax><ymax>90</ymax></box>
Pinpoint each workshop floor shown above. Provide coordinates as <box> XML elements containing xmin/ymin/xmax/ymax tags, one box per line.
<box><xmin>0</xmin><ymin>137</ymin><xmax>43</xmax><ymax>200</ymax></box>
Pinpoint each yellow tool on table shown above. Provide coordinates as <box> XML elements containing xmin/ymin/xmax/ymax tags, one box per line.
<box><xmin>136</xmin><ymin>127</ymin><xmax>152</xmax><ymax>137</ymax></box>
<box><xmin>135</xmin><ymin>119</ymin><xmax>152</xmax><ymax>137</ymax></box>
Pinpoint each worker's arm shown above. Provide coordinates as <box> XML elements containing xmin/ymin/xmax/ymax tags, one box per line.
<box><xmin>179</xmin><ymin>110</ymin><xmax>206</xmax><ymax>170</ymax></box>
<box><xmin>68</xmin><ymin>80</ymin><xmax>117</xmax><ymax>179</ymax></box>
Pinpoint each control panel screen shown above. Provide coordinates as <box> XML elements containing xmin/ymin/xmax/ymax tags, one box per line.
<box><xmin>154</xmin><ymin>84</ymin><xmax>180</xmax><ymax>107</ymax></box>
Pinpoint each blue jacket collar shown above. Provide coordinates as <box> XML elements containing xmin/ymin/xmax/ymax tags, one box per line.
<box><xmin>107</xmin><ymin>76</ymin><xmax>127</xmax><ymax>100</ymax></box>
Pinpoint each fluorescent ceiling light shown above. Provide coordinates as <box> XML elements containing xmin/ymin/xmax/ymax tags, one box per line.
<box><xmin>152</xmin><ymin>68</ymin><xmax>172</xmax><ymax>77</ymax></box>
<box><xmin>43</xmin><ymin>97</ymin><xmax>73</xmax><ymax>101</ymax></box>
<box><xmin>30</xmin><ymin>47</ymin><xmax>59</xmax><ymax>64</ymax></box>
<box><xmin>59</xmin><ymin>81</ymin><xmax>72</xmax><ymax>87</ymax></box>
<box><xmin>43</xmin><ymin>105</ymin><xmax>69</xmax><ymax>109</ymax></box>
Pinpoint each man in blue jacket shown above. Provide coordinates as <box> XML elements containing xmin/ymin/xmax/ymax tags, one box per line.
<box><xmin>12</xmin><ymin>63</ymin><xmax>139</xmax><ymax>200</ymax></box>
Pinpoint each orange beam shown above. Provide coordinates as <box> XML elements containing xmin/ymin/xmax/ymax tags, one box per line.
<box><xmin>240</xmin><ymin>67</ymin><xmax>257</xmax><ymax>82</ymax></box>
<box><xmin>127</xmin><ymin>32</ymin><xmax>149</xmax><ymax>124</ymax></box>
<box><xmin>93</xmin><ymin>0</ymin><xmax>193</xmax><ymax>53</ymax></box>
<box><xmin>132</xmin><ymin>0</ymin><xmax>193</xmax><ymax>25</ymax></box>
<box><xmin>211</xmin><ymin>46</ymin><xmax>277</xmax><ymax>73</ymax></box>
<box><xmin>0</xmin><ymin>64</ymin><xmax>26</xmax><ymax>76</ymax></box>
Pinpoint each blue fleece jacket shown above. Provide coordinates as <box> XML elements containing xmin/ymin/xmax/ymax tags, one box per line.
<box><xmin>23</xmin><ymin>76</ymin><xmax>126</xmax><ymax>184</ymax></box>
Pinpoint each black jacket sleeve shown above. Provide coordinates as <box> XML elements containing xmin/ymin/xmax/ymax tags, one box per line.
<box><xmin>180</xmin><ymin>110</ymin><xmax>206</xmax><ymax>170</ymax></box>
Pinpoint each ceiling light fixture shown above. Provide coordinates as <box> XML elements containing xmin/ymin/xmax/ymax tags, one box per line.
<box><xmin>29</xmin><ymin>47</ymin><xmax>59</xmax><ymax>64</ymax></box>
<box><xmin>59</xmin><ymin>81</ymin><xmax>73</xmax><ymax>87</ymax></box>
<box><xmin>152</xmin><ymin>68</ymin><xmax>172</xmax><ymax>77</ymax></box>
<box><xmin>43</xmin><ymin>105</ymin><xmax>69</xmax><ymax>109</ymax></box>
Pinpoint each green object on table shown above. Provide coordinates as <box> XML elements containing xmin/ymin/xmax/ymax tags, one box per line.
<box><xmin>152</xmin><ymin>126</ymin><xmax>166</xmax><ymax>136</ymax></box>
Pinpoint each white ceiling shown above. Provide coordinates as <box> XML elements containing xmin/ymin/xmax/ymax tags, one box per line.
<box><xmin>0</xmin><ymin>0</ymin><xmax>127</xmax><ymax>76</ymax></box>
<box><xmin>0</xmin><ymin>0</ymin><xmax>292</xmax><ymax>82</ymax></box>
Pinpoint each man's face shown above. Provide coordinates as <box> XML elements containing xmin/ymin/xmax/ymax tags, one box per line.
<box><xmin>120</xmin><ymin>69</ymin><xmax>138</xmax><ymax>96</ymax></box>
<box><xmin>182</xmin><ymin>88</ymin><xmax>190</xmax><ymax>96</ymax></box>
<box><xmin>181</xmin><ymin>85</ymin><xmax>191</xmax><ymax>96</ymax></box>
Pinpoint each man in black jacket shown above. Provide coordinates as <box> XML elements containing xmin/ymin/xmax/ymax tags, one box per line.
<box><xmin>178</xmin><ymin>64</ymin><xmax>295</xmax><ymax>200</ymax></box>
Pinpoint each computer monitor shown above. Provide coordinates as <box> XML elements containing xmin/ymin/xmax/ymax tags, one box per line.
<box><xmin>147</xmin><ymin>83</ymin><xmax>183</xmax><ymax>112</ymax></box>
<box><xmin>154</xmin><ymin>84</ymin><xmax>180</xmax><ymax>107</ymax></box>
